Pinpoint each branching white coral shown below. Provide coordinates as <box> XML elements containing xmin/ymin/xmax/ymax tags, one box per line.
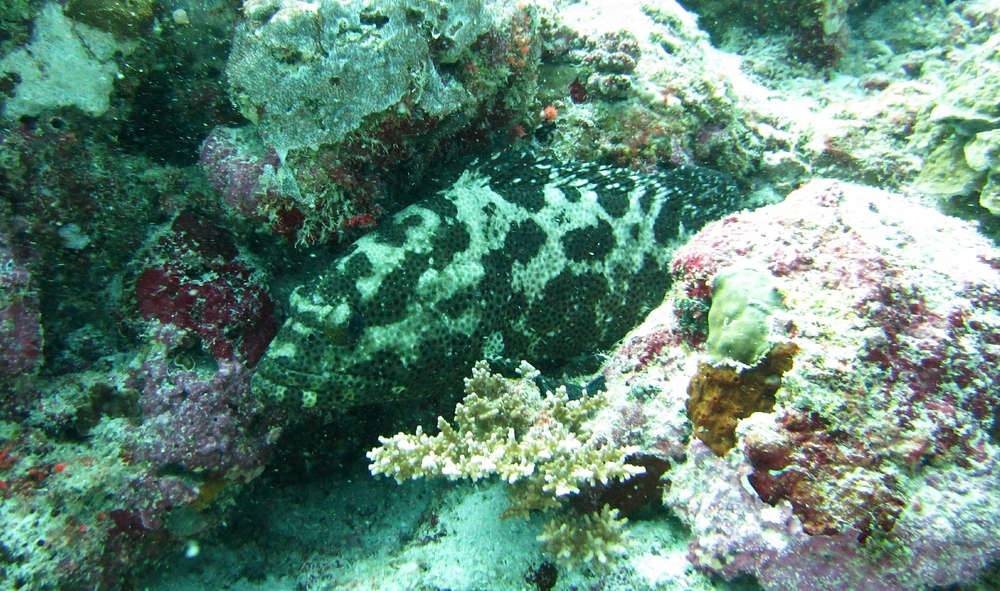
<box><xmin>536</xmin><ymin>504</ymin><xmax>631</xmax><ymax>569</ymax></box>
<box><xmin>367</xmin><ymin>361</ymin><xmax>644</xmax><ymax>490</ymax></box>
<box><xmin>367</xmin><ymin>360</ymin><xmax>644</xmax><ymax>568</ymax></box>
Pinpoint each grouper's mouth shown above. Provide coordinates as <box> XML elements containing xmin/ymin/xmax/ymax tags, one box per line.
<box><xmin>251</xmin><ymin>357</ymin><xmax>378</xmax><ymax>408</ymax></box>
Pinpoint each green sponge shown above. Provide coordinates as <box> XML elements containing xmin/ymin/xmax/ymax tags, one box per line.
<box><xmin>706</xmin><ymin>267</ymin><xmax>784</xmax><ymax>366</ymax></box>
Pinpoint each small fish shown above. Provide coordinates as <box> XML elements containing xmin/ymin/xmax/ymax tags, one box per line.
<box><xmin>252</xmin><ymin>153</ymin><xmax>743</xmax><ymax>408</ymax></box>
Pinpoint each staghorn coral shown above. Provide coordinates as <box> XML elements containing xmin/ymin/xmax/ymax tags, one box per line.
<box><xmin>368</xmin><ymin>359</ymin><xmax>644</xmax><ymax>568</ymax></box>
<box><xmin>535</xmin><ymin>504</ymin><xmax>630</xmax><ymax>568</ymax></box>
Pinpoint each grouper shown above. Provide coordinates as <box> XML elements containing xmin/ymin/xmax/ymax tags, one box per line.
<box><xmin>251</xmin><ymin>153</ymin><xmax>744</xmax><ymax>408</ymax></box>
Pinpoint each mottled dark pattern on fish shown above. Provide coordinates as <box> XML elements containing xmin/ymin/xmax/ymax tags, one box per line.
<box><xmin>252</xmin><ymin>154</ymin><xmax>743</xmax><ymax>408</ymax></box>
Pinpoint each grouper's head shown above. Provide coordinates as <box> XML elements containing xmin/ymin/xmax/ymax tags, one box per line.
<box><xmin>250</xmin><ymin>199</ymin><xmax>482</xmax><ymax>409</ymax></box>
<box><xmin>251</xmin><ymin>286</ymin><xmax>371</xmax><ymax>408</ymax></box>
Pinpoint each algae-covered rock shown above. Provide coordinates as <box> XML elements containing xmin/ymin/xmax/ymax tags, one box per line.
<box><xmin>0</xmin><ymin>3</ymin><xmax>136</xmax><ymax>119</ymax></box>
<box><xmin>914</xmin><ymin>135</ymin><xmax>985</xmax><ymax>198</ymax></box>
<box><xmin>911</xmin><ymin>37</ymin><xmax>1000</xmax><ymax>214</ymax></box>
<box><xmin>65</xmin><ymin>0</ymin><xmax>153</xmax><ymax>38</ymax></box>
<box><xmin>672</xmin><ymin>0</ymin><xmax>854</xmax><ymax>67</ymax></box>
<box><xmin>706</xmin><ymin>266</ymin><xmax>784</xmax><ymax>366</ymax></box>
<box><xmin>661</xmin><ymin>180</ymin><xmax>1000</xmax><ymax>590</ymax></box>
<box><xmin>981</xmin><ymin>169</ymin><xmax>1000</xmax><ymax>215</ymax></box>
<box><xmin>537</xmin><ymin>0</ymin><xmax>765</xmax><ymax>178</ymax></box>
<box><xmin>926</xmin><ymin>69</ymin><xmax>1000</xmax><ymax>136</ymax></box>
<box><xmin>227</xmin><ymin>0</ymin><xmax>501</xmax><ymax>156</ymax></box>
<box><xmin>965</xmin><ymin>129</ymin><xmax>1000</xmax><ymax>172</ymax></box>
<box><xmin>965</xmin><ymin>130</ymin><xmax>1000</xmax><ymax>214</ymax></box>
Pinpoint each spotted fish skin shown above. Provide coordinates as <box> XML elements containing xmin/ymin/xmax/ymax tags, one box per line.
<box><xmin>252</xmin><ymin>154</ymin><xmax>743</xmax><ymax>408</ymax></box>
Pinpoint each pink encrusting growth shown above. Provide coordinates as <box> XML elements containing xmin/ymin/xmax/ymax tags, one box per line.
<box><xmin>123</xmin><ymin>211</ymin><xmax>279</xmax><ymax>498</ymax></box>
<box><xmin>133</xmin><ymin>211</ymin><xmax>276</xmax><ymax>367</ymax></box>
<box><xmin>126</xmin><ymin>354</ymin><xmax>275</xmax><ymax>478</ymax></box>
<box><xmin>605</xmin><ymin>180</ymin><xmax>1000</xmax><ymax>590</ymax></box>
<box><xmin>0</xmin><ymin>241</ymin><xmax>42</xmax><ymax>377</ymax></box>
<box><xmin>106</xmin><ymin>210</ymin><xmax>282</xmax><ymax>543</ymax></box>
<box><xmin>199</xmin><ymin>125</ymin><xmax>281</xmax><ymax>221</ymax></box>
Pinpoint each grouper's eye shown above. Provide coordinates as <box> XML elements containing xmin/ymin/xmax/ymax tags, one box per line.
<box><xmin>321</xmin><ymin>303</ymin><xmax>364</xmax><ymax>346</ymax></box>
<box><xmin>346</xmin><ymin>307</ymin><xmax>364</xmax><ymax>341</ymax></box>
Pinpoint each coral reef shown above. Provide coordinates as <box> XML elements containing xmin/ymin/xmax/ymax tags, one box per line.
<box><xmin>685</xmin><ymin>264</ymin><xmax>795</xmax><ymax>454</ymax></box>
<box><xmin>3</xmin><ymin>0</ymin><xmax>1000</xmax><ymax>588</ymax></box>
<box><xmin>0</xmin><ymin>414</ymin><xmax>144</xmax><ymax>590</ymax></box>
<box><xmin>0</xmin><ymin>127</ymin><xmax>161</xmax><ymax>372</ymax></box>
<box><xmin>0</xmin><ymin>325</ymin><xmax>278</xmax><ymax>589</ymax></box>
<box><xmin>124</xmin><ymin>210</ymin><xmax>279</xmax><ymax>477</ymax></box>
<box><xmin>369</xmin><ymin>360</ymin><xmax>644</xmax><ymax>568</ymax></box>
<box><xmin>197</xmin><ymin>125</ymin><xmax>282</xmax><ymax>224</ymax></box>
<box><xmin>0</xmin><ymin>168</ymin><xmax>277</xmax><ymax>589</ymax></box>
<box><xmin>581</xmin><ymin>31</ymin><xmax>641</xmax><ymax>101</ymax></box>
<box><xmin>126</xmin><ymin>340</ymin><xmax>275</xmax><ymax>480</ymax></box>
<box><xmin>535</xmin><ymin>504</ymin><xmax>630</xmax><ymax>567</ymax></box>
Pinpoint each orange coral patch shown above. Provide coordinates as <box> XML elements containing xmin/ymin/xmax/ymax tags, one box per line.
<box><xmin>686</xmin><ymin>342</ymin><xmax>799</xmax><ymax>456</ymax></box>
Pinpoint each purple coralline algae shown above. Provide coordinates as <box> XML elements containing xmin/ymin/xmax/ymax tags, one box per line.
<box><xmin>199</xmin><ymin>125</ymin><xmax>282</xmax><ymax>225</ymax></box>
<box><xmin>127</xmin><ymin>350</ymin><xmax>274</xmax><ymax>480</ymax></box>
<box><xmin>0</xmin><ymin>205</ymin><xmax>279</xmax><ymax>588</ymax></box>
<box><xmin>603</xmin><ymin>179</ymin><xmax>1000</xmax><ymax>590</ymax></box>
<box><xmin>0</xmin><ymin>238</ymin><xmax>42</xmax><ymax>378</ymax></box>
<box><xmin>127</xmin><ymin>210</ymin><xmax>279</xmax><ymax>476</ymax></box>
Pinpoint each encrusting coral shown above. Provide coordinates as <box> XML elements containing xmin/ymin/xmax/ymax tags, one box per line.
<box><xmin>367</xmin><ymin>360</ymin><xmax>644</xmax><ymax>568</ymax></box>
<box><xmin>686</xmin><ymin>342</ymin><xmax>799</xmax><ymax>456</ymax></box>
<box><xmin>705</xmin><ymin>266</ymin><xmax>785</xmax><ymax>366</ymax></box>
